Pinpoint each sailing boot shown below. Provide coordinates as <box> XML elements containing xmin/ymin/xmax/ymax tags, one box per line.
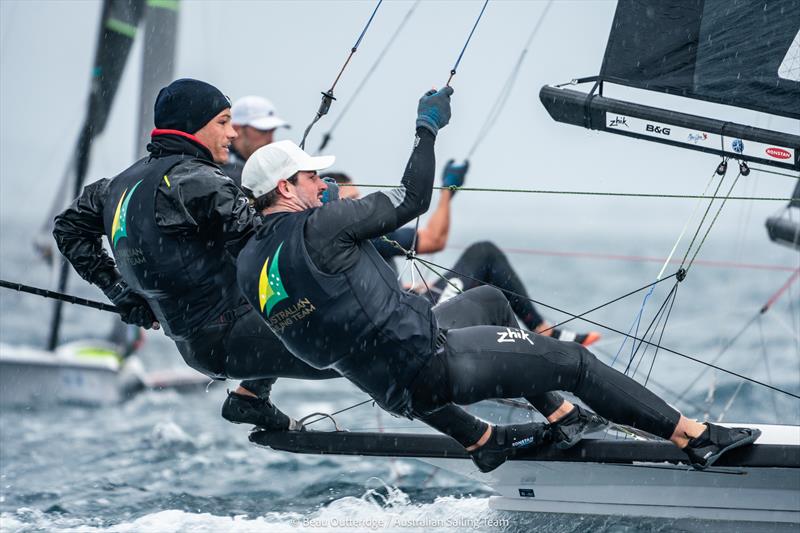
<box><xmin>682</xmin><ymin>422</ymin><xmax>761</xmax><ymax>470</ymax></box>
<box><xmin>552</xmin><ymin>328</ymin><xmax>602</xmax><ymax>347</ymax></box>
<box><xmin>221</xmin><ymin>391</ymin><xmax>304</xmax><ymax>431</ymax></box>
<box><xmin>469</xmin><ymin>422</ymin><xmax>550</xmax><ymax>473</ymax></box>
<box><xmin>549</xmin><ymin>404</ymin><xmax>609</xmax><ymax>449</ymax></box>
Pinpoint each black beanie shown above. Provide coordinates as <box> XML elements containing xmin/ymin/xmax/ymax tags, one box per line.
<box><xmin>154</xmin><ymin>78</ymin><xmax>231</xmax><ymax>134</ymax></box>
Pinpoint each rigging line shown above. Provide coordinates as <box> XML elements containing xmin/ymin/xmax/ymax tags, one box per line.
<box><xmin>303</xmin><ymin>399</ymin><xmax>374</xmax><ymax>427</ymax></box>
<box><xmin>318</xmin><ymin>0</ymin><xmax>420</xmax><ymax>153</ymax></box>
<box><xmin>675</xmin><ymin>268</ymin><xmax>800</xmax><ymax>402</ymax></box>
<box><xmin>412</xmin><ymin>262</ymin><xmax>436</xmax><ymax>305</ymax></box>
<box><xmin>630</xmin><ymin>284</ymin><xmax>678</xmax><ymax>378</ymax></box>
<box><xmin>716</xmin><ymin>318</ymin><xmax>779</xmax><ymax>424</ymax></box>
<box><xmin>380</xmin><ymin>236</ymin><xmax>465</xmax><ymax>296</ymax></box>
<box><xmin>673</xmin><ymin>313</ymin><xmax>760</xmax><ymax>403</ymax></box>
<box><xmin>299</xmin><ymin>0</ymin><xmax>383</xmax><ymax>149</ymax></box>
<box><xmin>466</xmin><ymin>0</ymin><xmax>553</xmax><ymax>159</ymax></box>
<box><xmin>336</xmin><ymin>183</ymin><xmax>789</xmax><ymax>201</ymax></box>
<box><xmin>623</xmin><ymin>283</ymin><xmax>676</xmax><ymax>375</ymax></box>
<box><xmin>685</xmin><ymin>171</ymin><xmax>744</xmax><ymax>272</ymax></box>
<box><xmin>749</xmin><ymin>166</ymin><xmax>800</xmax><ymax>180</ymax></box>
<box><xmin>446</xmin><ymin>0</ymin><xmax>490</xmax><ymax>87</ymax></box>
<box><xmin>679</xmin><ymin>170</ymin><xmax>730</xmax><ymax>268</ymax></box>
<box><xmin>414</xmin><ymin>255</ymin><xmax>677</xmax><ymax>335</ymax></box>
<box><xmin>643</xmin><ymin>283</ymin><xmax>680</xmax><ymax>387</ymax></box>
<box><xmin>0</xmin><ymin>279</ymin><xmax>118</xmax><ymax>314</ymax></box>
<box><xmin>411</xmin><ymin>257</ymin><xmax>799</xmax><ymax>399</ymax></box>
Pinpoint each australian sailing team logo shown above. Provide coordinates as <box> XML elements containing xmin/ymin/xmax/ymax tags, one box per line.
<box><xmin>258</xmin><ymin>242</ymin><xmax>289</xmax><ymax>316</ymax></box>
<box><xmin>111</xmin><ymin>180</ymin><xmax>143</xmax><ymax>248</ymax></box>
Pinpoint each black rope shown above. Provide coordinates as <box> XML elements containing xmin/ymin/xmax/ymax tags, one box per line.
<box><xmin>318</xmin><ymin>0</ymin><xmax>419</xmax><ymax>153</ymax></box>
<box><xmin>414</xmin><ymin>255</ymin><xmax>676</xmax><ymax>333</ymax></box>
<box><xmin>0</xmin><ymin>279</ymin><xmax>118</xmax><ymax>313</ymax></box>
<box><xmin>336</xmin><ymin>183</ymin><xmax>789</xmax><ymax>202</ymax></box>
<box><xmin>673</xmin><ymin>312</ymin><xmax>761</xmax><ymax>403</ymax></box>
<box><xmin>643</xmin><ymin>282</ymin><xmax>680</xmax><ymax>385</ymax></box>
<box><xmin>446</xmin><ymin>0</ymin><xmax>489</xmax><ymax>87</ymax></box>
<box><xmin>299</xmin><ymin>0</ymin><xmax>383</xmax><ymax>149</ymax></box>
<box><xmin>685</xmin><ymin>171</ymin><xmax>743</xmax><ymax>272</ymax></box>
<box><xmin>408</xmin><ymin>257</ymin><xmax>799</xmax><ymax>400</ymax></box>
<box><xmin>623</xmin><ymin>283</ymin><xmax>676</xmax><ymax>376</ymax></box>
<box><xmin>466</xmin><ymin>0</ymin><xmax>553</xmax><ymax>159</ymax></box>
<box><xmin>750</xmin><ymin>165</ymin><xmax>800</xmax><ymax>180</ymax></box>
<box><xmin>303</xmin><ymin>399</ymin><xmax>374</xmax><ymax>427</ymax></box>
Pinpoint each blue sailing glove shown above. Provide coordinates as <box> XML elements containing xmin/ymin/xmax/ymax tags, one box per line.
<box><xmin>321</xmin><ymin>177</ymin><xmax>339</xmax><ymax>204</ymax></box>
<box><xmin>442</xmin><ymin>159</ymin><xmax>469</xmax><ymax>195</ymax></box>
<box><xmin>416</xmin><ymin>86</ymin><xmax>454</xmax><ymax>136</ymax></box>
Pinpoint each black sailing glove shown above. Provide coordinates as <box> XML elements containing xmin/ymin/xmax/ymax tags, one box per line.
<box><xmin>103</xmin><ymin>279</ymin><xmax>159</xmax><ymax>329</ymax></box>
<box><xmin>416</xmin><ymin>86</ymin><xmax>454</xmax><ymax>136</ymax></box>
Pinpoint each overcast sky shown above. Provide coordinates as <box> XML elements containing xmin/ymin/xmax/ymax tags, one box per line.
<box><xmin>1</xmin><ymin>0</ymin><xmax>797</xmax><ymax>264</ymax></box>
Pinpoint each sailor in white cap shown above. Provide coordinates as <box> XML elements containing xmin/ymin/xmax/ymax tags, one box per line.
<box><xmin>222</xmin><ymin>95</ymin><xmax>290</xmax><ymax>186</ymax></box>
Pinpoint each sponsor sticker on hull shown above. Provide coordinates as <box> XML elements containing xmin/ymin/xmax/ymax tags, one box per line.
<box><xmin>605</xmin><ymin>113</ymin><xmax>797</xmax><ymax>165</ymax></box>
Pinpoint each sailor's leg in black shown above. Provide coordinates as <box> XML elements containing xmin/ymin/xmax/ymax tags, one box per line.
<box><xmin>432</xmin><ymin>286</ymin><xmax>563</xmax><ymax>417</ymax></box>
<box><xmin>221</xmin><ymin>308</ymin><xmax>340</xmax><ymax>381</ymax></box>
<box><xmin>432</xmin><ymin>241</ymin><xmax>545</xmax><ymax>330</ymax></box>
<box><xmin>413</xmin><ymin>325</ymin><xmax>681</xmax><ymax>439</ymax></box>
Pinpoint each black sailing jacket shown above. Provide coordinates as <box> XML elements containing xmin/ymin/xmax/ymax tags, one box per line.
<box><xmin>53</xmin><ymin>131</ymin><xmax>256</xmax><ymax>340</ymax></box>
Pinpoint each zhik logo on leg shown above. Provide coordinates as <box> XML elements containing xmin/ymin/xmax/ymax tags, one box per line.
<box><xmin>496</xmin><ymin>327</ymin><xmax>535</xmax><ymax>345</ymax></box>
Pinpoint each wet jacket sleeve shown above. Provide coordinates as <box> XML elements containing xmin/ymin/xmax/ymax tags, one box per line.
<box><xmin>155</xmin><ymin>162</ymin><xmax>257</xmax><ymax>255</ymax></box>
<box><xmin>305</xmin><ymin>128</ymin><xmax>435</xmax><ymax>273</ymax></box>
<box><xmin>52</xmin><ymin>178</ymin><xmax>120</xmax><ymax>289</ymax></box>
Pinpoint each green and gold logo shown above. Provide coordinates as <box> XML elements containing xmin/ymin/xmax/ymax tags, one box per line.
<box><xmin>111</xmin><ymin>180</ymin><xmax>143</xmax><ymax>248</ymax></box>
<box><xmin>259</xmin><ymin>242</ymin><xmax>289</xmax><ymax>316</ymax></box>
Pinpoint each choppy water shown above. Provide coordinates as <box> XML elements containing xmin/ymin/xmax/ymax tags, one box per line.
<box><xmin>1</xmin><ymin>212</ymin><xmax>798</xmax><ymax>532</ymax></box>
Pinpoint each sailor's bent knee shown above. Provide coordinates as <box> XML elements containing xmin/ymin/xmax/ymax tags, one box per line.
<box><xmin>464</xmin><ymin>240</ymin><xmax>501</xmax><ymax>262</ymax></box>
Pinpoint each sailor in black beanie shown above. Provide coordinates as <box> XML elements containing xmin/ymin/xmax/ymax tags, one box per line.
<box><xmin>54</xmin><ymin>78</ymin><xmax>340</xmax><ymax>431</ymax></box>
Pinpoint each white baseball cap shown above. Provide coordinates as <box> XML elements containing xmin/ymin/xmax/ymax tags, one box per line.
<box><xmin>242</xmin><ymin>140</ymin><xmax>335</xmax><ymax>197</ymax></box>
<box><xmin>231</xmin><ymin>95</ymin><xmax>290</xmax><ymax>131</ymax></box>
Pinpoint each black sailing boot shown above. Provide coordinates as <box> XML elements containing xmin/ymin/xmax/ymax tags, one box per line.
<box><xmin>469</xmin><ymin>422</ymin><xmax>551</xmax><ymax>473</ymax></box>
<box><xmin>549</xmin><ymin>404</ymin><xmax>609</xmax><ymax>449</ymax></box>
<box><xmin>221</xmin><ymin>391</ymin><xmax>304</xmax><ymax>431</ymax></box>
<box><xmin>683</xmin><ymin>422</ymin><xmax>760</xmax><ymax>470</ymax></box>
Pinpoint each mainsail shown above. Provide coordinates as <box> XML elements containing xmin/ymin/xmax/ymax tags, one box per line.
<box><xmin>540</xmin><ymin>0</ymin><xmax>800</xmax><ymax>170</ymax></box>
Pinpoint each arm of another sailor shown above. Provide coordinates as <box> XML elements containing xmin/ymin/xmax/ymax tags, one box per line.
<box><xmin>305</xmin><ymin>88</ymin><xmax>453</xmax><ymax>271</ymax></box>
<box><xmin>53</xmin><ymin>179</ymin><xmax>158</xmax><ymax>329</ymax></box>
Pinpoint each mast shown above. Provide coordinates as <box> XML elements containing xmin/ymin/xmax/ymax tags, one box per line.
<box><xmin>135</xmin><ymin>0</ymin><xmax>180</xmax><ymax>157</ymax></box>
<box><xmin>47</xmin><ymin>0</ymin><xmax>145</xmax><ymax>350</ymax></box>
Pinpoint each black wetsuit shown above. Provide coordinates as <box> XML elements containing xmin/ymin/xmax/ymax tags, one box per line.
<box><xmin>376</xmin><ymin>236</ymin><xmax>545</xmax><ymax>330</ymax></box>
<box><xmin>236</xmin><ymin>128</ymin><xmax>681</xmax><ymax>441</ymax></box>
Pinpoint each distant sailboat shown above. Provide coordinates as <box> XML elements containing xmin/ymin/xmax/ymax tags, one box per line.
<box><xmin>1</xmin><ymin>0</ymin><xmax>207</xmax><ymax>407</ymax></box>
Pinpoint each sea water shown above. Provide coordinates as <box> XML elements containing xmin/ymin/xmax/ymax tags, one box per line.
<box><xmin>1</xmin><ymin>213</ymin><xmax>798</xmax><ymax>532</ymax></box>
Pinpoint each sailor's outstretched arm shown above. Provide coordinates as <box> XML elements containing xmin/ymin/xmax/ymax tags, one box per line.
<box><xmin>53</xmin><ymin>178</ymin><xmax>120</xmax><ymax>290</ymax></box>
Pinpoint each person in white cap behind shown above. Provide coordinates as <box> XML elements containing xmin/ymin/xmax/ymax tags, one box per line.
<box><xmin>222</xmin><ymin>95</ymin><xmax>290</xmax><ymax>186</ymax></box>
